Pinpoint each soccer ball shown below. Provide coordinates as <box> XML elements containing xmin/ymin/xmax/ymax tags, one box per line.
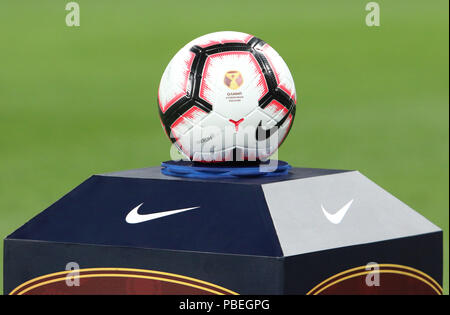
<box><xmin>158</xmin><ymin>31</ymin><xmax>296</xmax><ymax>162</ymax></box>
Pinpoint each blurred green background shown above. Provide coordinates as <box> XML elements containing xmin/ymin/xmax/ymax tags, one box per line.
<box><xmin>0</xmin><ymin>0</ymin><xmax>448</xmax><ymax>294</ymax></box>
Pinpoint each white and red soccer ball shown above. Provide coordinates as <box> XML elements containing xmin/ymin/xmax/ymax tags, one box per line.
<box><xmin>158</xmin><ymin>31</ymin><xmax>297</xmax><ymax>162</ymax></box>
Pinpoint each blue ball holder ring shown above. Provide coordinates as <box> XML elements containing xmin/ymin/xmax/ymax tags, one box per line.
<box><xmin>161</xmin><ymin>160</ymin><xmax>291</xmax><ymax>179</ymax></box>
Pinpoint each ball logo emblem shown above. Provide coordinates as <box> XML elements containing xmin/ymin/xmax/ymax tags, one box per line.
<box><xmin>224</xmin><ymin>70</ymin><xmax>243</xmax><ymax>90</ymax></box>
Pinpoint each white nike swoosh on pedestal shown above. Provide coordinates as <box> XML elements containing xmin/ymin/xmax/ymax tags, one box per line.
<box><xmin>125</xmin><ymin>203</ymin><xmax>199</xmax><ymax>224</ymax></box>
<box><xmin>321</xmin><ymin>199</ymin><xmax>354</xmax><ymax>224</ymax></box>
